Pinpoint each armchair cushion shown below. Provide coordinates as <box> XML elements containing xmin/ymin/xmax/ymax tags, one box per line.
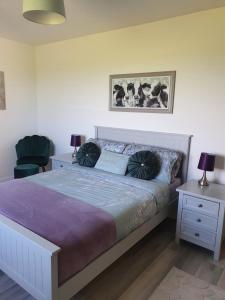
<box><xmin>17</xmin><ymin>156</ymin><xmax>49</xmax><ymax>167</ymax></box>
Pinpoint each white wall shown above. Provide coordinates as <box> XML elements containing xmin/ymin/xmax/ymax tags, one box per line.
<box><xmin>0</xmin><ymin>37</ymin><xmax>36</xmax><ymax>181</ymax></box>
<box><xmin>36</xmin><ymin>7</ymin><xmax>225</xmax><ymax>184</ymax></box>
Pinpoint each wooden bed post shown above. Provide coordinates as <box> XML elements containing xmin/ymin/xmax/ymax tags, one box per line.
<box><xmin>46</xmin><ymin>253</ymin><xmax>59</xmax><ymax>300</ymax></box>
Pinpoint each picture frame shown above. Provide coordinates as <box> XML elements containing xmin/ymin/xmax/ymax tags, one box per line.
<box><xmin>109</xmin><ymin>71</ymin><xmax>176</xmax><ymax>113</ymax></box>
<box><xmin>0</xmin><ymin>71</ymin><xmax>6</xmax><ymax>110</ymax></box>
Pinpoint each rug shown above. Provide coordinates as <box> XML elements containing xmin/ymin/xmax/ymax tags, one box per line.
<box><xmin>149</xmin><ymin>267</ymin><xmax>225</xmax><ymax>300</ymax></box>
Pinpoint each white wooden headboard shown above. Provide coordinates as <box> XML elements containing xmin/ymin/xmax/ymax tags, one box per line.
<box><xmin>95</xmin><ymin>126</ymin><xmax>192</xmax><ymax>183</ymax></box>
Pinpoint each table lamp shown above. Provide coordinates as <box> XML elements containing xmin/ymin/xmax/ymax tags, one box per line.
<box><xmin>70</xmin><ymin>135</ymin><xmax>81</xmax><ymax>159</ymax></box>
<box><xmin>198</xmin><ymin>152</ymin><xmax>215</xmax><ymax>187</ymax></box>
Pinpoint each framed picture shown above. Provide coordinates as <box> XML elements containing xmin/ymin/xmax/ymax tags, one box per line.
<box><xmin>0</xmin><ymin>71</ymin><xmax>6</xmax><ymax>110</ymax></box>
<box><xmin>109</xmin><ymin>71</ymin><xmax>176</xmax><ymax>113</ymax></box>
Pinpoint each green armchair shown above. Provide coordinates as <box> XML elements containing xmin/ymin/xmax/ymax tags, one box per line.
<box><xmin>16</xmin><ymin>135</ymin><xmax>51</xmax><ymax>172</ymax></box>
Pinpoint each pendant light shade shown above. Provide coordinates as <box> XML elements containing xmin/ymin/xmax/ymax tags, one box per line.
<box><xmin>23</xmin><ymin>0</ymin><xmax>66</xmax><ymax>25</ymax></box>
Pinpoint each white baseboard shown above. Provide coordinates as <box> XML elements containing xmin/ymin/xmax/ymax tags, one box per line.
<box><xmin>0</xmin><ymin>176</ymin><xmax>13</xmax><ymax>183</ymax></box>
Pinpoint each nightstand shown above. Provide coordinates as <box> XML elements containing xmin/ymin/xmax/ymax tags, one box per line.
<box><xmin>176</xmin><ymin>180</ymin><xmax>225</xmax><ymax>260</ymax></box>
<box><xmin>51</xmin><ymin>153</ymin><xmax>75</xmax><ymax>170</ymax></box>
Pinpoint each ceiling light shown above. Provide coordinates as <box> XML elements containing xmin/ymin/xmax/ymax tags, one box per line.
<box><xmin>23</xmin><ymin>0</ymin><xmax>66</xmax><ymax>25</ymax></box>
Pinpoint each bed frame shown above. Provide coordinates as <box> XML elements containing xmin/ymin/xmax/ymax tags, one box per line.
<box><xmin>0</xmin><ymin>127</ymin><xmax>192</xmax><ymax>300</ymax></box>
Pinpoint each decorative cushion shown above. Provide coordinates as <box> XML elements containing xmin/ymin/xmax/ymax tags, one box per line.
<box><xmin>123</xmin><ymin>144</ymin><xmax>182</xmax><ymax>184</ymax></box>
<box><xmin>88</xmin><ymin>138</ymin><xmax>126</xmax><ymax>154</ymax></box>
<box><xmin>95</xmin><ymin>150</ymin><xmax>129</xmax><ymax>175</ymax></box>
<box><xmin>14</xmin><ymin>164</ymin><xmax>39</xmax><ymax>179</ymax></box>
<box><xmin>76</xmin><ymin>142</ymin><xmax>100</xmax><ymax>167</ymax></box>
<box><xmin>127</xmin><ymin>151</ymin><xmax>160</xmax><ymax>180</ymax></box>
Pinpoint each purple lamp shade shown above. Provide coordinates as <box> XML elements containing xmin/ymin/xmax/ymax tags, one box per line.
<box><xmin>198</xmin><ymin>152</ymin><xmax>215</xmax><ymax>172</ymax></box>
<box><xmin>70</xmin><ymin>135</ymin><xmax>81</xmax><ymax>147</ymax></box>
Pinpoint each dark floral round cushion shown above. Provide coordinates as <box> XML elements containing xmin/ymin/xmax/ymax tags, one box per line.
<box><xmin>127</xmin><ymin>150</ymin><xmax>160</xmax><ymax>180</ymax></box>
<box><xmin>76</xmin><ymin>142</ymin><xmax>100</xmax><ymax>167</ymax></box>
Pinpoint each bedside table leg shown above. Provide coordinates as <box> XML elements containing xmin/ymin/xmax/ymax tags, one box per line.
<box><xmin>175</xmin><ymin>194</ymin><xmax>183</xmax><ymax>244</ymax></box>
<box><xmin>214</xmin><ymin>250</ymin><xmax>220</xmax><ymax>261</ymax></box>
<box><xmin>214</xmin><ymin>204</ymin><xmax>225</xmax><ymax>261</ymax></box>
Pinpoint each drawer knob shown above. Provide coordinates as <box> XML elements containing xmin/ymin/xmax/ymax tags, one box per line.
<box><xmin>198</xmin><ymin>204</ymin><xmax>203</xmax><ymax>208</ymax></box>
<box><xmin>60</xmin><ymin>165</ymin><xmax>63</xmax><ymax>168</ymax></box>
<box><xmin>195</xmin><ymin>233</ymin><xmax>200</xmax><ymax>237</ymax></box>
<box><xmin>197</xmin><ymin>219</ymin><xmax>202</xmax><ymax>223</ymax></box>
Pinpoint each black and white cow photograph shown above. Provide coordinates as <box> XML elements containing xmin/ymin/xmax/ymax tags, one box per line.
<box><xmin>109</xmin><ymin>71</ymin><xmax>176</xmax><ymax>113</ymax></box>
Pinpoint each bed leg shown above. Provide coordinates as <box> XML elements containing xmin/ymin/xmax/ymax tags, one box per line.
<box><xmin>46</xmin><ymin>253</ymin><xmax>59</xmax><ymax>300</ymax></box>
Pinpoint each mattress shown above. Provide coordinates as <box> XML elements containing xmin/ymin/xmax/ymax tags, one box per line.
<box><xmin>27</xmin><ymin>164</ymin><xmax>172</xmax><ymax>239</ymax></box>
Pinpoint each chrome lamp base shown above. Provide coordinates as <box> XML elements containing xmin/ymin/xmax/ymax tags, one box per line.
<box><xmin>72</xmin><ymin>147</ymin><xmax>77</xmax><ymax>161</ymax></box>
<box><xmin>198</xmin><ymin>171</ymin><xmax>209</xmax><ymax>187</ymax></box>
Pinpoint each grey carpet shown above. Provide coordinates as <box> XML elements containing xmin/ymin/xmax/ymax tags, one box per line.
<box><xmin>149</xmin><ymin>267</ymin><xmax>225</xmax><ymax>299</ymax></box>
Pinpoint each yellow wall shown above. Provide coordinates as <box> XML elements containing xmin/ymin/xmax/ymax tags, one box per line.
<box><xmin>36</xmin><ymin>7</ymin><xmax>225</xmax><ymax>183</ymax></box>
<box><xmin>0</xmin><ymin>37</ymin><xmax>36</xmax><ymax>180</ymax></box>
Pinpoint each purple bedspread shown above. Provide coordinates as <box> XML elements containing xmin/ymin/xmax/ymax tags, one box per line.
<box><xmin>0</xmin><ymin>179</ymin><xmax>117</xmax><ymax>285</ymax></box>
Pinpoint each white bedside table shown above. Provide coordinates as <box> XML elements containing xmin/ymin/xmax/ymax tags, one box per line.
<box><xmin>176</xmin><ymin>180</ymin><xmax>225</xmax><ymax>260</ymax></box>
<box><xmin>51</xmin><ymin>153</ymin><xmax>76</xmax><ymax>170</ymax></box>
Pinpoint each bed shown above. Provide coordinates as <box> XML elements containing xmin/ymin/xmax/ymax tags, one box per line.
<box><xmin>0</xmin><ymin>127</ymin><xmax>192</xmax><ymax>300</ymax></box>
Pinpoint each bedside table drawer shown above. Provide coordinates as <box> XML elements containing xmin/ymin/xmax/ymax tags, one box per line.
<box><xmin>183</xmin><ymin>194</ymin><xmax>219</xmax><ymax>217</ymax></box>
<box><xmin>182</xmin><ymin>209</ymin><xmax>218</xmax><ymax>232</ymax></box>
<box><xmin>181</xmin><ymin>224</ymin><xmax>216</xmax><ymax>247</ymax></box>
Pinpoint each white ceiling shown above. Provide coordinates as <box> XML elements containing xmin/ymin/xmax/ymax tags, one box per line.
<box><xmin>0</xmin><ymin>0</ymin><xmax>225</xmax><ymax>45</ymax></box>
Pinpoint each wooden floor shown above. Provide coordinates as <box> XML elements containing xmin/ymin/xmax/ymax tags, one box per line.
<box><xmin>1</xmin><ymin>219</ymin><xmax>225</xmax><ymax>299</ymax></box>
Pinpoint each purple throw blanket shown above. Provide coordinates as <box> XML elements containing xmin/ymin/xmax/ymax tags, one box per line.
<box><xmin>0</xmin><ymin>179</ymin><xmax>117</xmax><ymax>285</ymax></box>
